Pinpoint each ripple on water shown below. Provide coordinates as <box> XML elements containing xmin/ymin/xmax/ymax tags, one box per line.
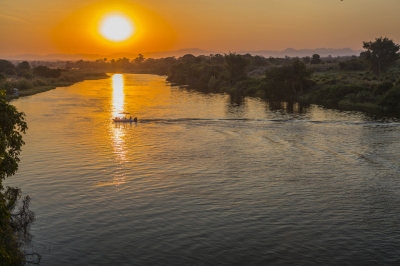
<box><xmin>7</xmin><ymin>74</ymin><xmax>400</xmax><ymax>265</ymax></box>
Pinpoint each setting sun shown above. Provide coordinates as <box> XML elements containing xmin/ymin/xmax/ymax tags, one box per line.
<box><xmin>99</xmin><ymin>14</ymin><xmax>135</xmax><ymax>42</ymax></box>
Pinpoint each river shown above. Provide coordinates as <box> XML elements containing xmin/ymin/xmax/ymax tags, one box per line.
<box><xmin>7</xmin><ymin>74</ymin><xmax>400</xmax><ymax>265</ymax></box>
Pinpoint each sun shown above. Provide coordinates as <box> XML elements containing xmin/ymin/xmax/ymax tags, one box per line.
<box><xmin>99</xmin><ymin>14</ymin><xmax>135</xmax><ymax>42</ymax></box>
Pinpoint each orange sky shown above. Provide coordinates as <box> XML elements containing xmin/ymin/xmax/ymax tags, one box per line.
<box><xmin>1</xmin><ymin>0</ymin><xmax>400</xmax><ymax>56</ymax></box>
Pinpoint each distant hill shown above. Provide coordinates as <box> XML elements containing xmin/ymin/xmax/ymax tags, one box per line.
<box><xmin>239</xmin><ymin>48</ymin><xmax>362</xmax><ymax>58</ymax></box>
<box><xmin>0</xmin><ymin>47</ymin><xmax>361</xmax><ymax>61</ymax></box>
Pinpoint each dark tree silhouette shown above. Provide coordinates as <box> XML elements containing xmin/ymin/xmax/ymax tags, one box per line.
<box><xmin>0</xmin><ymin>90</ymin><xmax>39</xmax><ymax>265</ymax></box>
<box><xmin>224</xmin><ymin>53</ymin><xmax>249</xmax><ymax>84</ymax></box>
<box><xmin>16</xmin><ymin>61</ymin><xmax>31</xmax><ymax>71</ymax></box>
<box><xmin>0</xmin><ymin>60</ymin><xmax>15</xmax><ymax>73</ymax></box>
<box><xmin>310</xmin><ymin>54</ymin><xmax>322</xmax><ymax>64</ymax></box>
<box><xmin>361</xmin><ymin>37</ymin><xmax>400</xmax><ymax>75</ymax></box>
<box><xmin>134</xmin><ymin>54</ymin><xmax>145</xmax><ymax>64</ymax></box>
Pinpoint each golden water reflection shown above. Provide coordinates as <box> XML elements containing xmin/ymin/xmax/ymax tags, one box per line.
<box><xmin>110</xmin><ymin>74</ymin><xmax>127</xmax><ymax>187</ymax></box>
<box><xmin>112</xmin><ymin>74</ymin><xmax>125</xmax><ymax>118</ymax></box>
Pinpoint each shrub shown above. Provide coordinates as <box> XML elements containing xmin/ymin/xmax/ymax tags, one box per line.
<box><xmin>307</xmin><ymin>83</ymin><xmax>370</xmax><ymax>103</ymax></box>
<box><xmin>373</xmin><ymin>81</ymin><xmax>393</xmax><ymax>95</ymax></box>
<box><xmin>16</xmin><ymin>79</ymin><xmax>33</xmax><ymax>90</ymax></box>
<box><xmin>345</xmin><ymin>90</ymin><xmax>376</xmax><ymax>103</ymax></box>
<box><xmin>339</xmin><ymin>59</ymin><xmax>367</xmax><ymax>71</ymax></box>
<box><xmin>18</xmin><ymin>70</ymin><xmax>34</xmax><ymax>80</ymax></box>
<box><xmin>32</xmin><ymin>78</ymin><xmax>48</xmax><ymax>86</ymax></box>
<box><xmin>379</xmin><ymin>85</ymin><xmax>400</xmax><ymax>109</ymax></box>
<box><xmin>4</xmin><ymin>68</ymin><xmax>17</xmax><ymax>75</ymax></box>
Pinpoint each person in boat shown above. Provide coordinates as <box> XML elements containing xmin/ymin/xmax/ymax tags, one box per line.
<box><xmin>133</xmin><ymin>117</ymin><xmax>137</xmax><ymax>122</ymax></box>
<box><xmin>130</xmin><ymin>116</ymin><xmax>132</xmax><ymax>120</ymax></box>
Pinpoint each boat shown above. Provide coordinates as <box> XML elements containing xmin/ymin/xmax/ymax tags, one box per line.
<box><xmin>113</xmin><ymin>112</ymin><xmax>137</xmax><ymax>123</ymax></box>
<box><xmin>113</xmin><ymin>117</ymin><xmax>137</xmax><ymax>123</ymax></box>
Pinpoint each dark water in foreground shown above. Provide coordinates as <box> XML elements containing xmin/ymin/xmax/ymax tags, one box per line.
<box><xmin>8</xmin><ymin>74</ymin><xmax>400</xmax><ymax>265</ymax></box>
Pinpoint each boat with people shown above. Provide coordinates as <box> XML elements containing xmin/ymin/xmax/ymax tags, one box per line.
<box><xmin>113</xmin><ymin>117</ymin><xmax>137</xmax><ymax>123</ymax></box>
<box><xmin>113</xmin><ymin>112</ymin><xmax>138</xmax><ymax>123</ymax></box>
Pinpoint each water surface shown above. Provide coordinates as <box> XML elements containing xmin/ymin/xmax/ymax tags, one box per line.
<box><xmin>8</xmin><ymin>74</ymin><xmax>400</xmax><ymax>265</ymax></box>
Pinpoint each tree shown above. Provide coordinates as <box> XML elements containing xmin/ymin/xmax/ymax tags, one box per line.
<box><xmin>17</xmin><ymin>70</ymin><xmax>34</xmax><ymax>80</ymax></box>
<box><xmin>0</xmin><ymin>90</ymin><xmax>38</xmax><ymax>265</ymax></box>
<box><xmin>224</xmin><ymin>53</ymin><xmax>249</xmax><ymax>85</ymax></box>
<box><xmin>310</xmin><ymin>54</ymin><xmax>322</xmax><ymax>64</ymax></box>
<box><xmin>33</xmin><ymin>66</ymin><xmax>62</xmax><ymax>78</ymax></box>
<box><xmin>361</xmin><ymin>37</ymin><xmax>400</xmax><ymax>75</ymax></box>
<box><xmin>16</xmin><ymin>62</ymin><xmax>30</xmax><ymax>72</ymax></box>
<box><xmin>0</xmin><ymin>60</ymin><xmax>15</xmax><ymax>73</ymax></box>
<box><xmin>134</xmin><ymin>54</ymin><xmax>145</xmax><ymax>64</ymax></box>
<box><xmin>4</xmin><ymin>68</ymin><xmax>17</xmax><ymax>76</ymax></box>
<box><xmin>265</xmin><ymin>59</ymin><xmax>313</xmax><ymax>98</ymax></box>
<box><xmin>302</xmin><ymin>56</ymin><xmax>311</xmax><ymax>64</ymax></box>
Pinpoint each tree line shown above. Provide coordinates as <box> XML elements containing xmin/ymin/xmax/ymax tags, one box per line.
<box><xmin>1</xmin><ymin>36</ymin><xmax>400</xmax><ymax>110</ymax></box>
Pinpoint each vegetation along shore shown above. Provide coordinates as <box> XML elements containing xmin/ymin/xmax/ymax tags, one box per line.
<box><xmin>2</xmin><ymin>37</ymin><xmax>400</xmax><ymax>116</ymax></box>
<box><xmin>0</xmin><ymin>60</ymin><xmax>109</xmax><ymax>100</ymax></box>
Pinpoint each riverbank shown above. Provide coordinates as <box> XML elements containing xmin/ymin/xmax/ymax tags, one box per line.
<box><xmin>165</xmin><ymin>54</ymin><xmax>400</xmax><ymax>117</ymax></box>
<box><xmin>3</xmin><ymin>70</ymin><xmax>109</xmax><ymax>100</ymax></box>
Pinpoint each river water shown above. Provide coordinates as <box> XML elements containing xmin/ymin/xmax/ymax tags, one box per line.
<box><xmin>7</xmin><ymin>74</ymin><xmax>400</xmax><ymax>265</ymax></box>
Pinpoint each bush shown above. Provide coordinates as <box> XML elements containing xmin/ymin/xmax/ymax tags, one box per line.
<box><xmin>32</xmin><ymin>78</ymin><xmax>48</xmax><ymax>86</ymax></box>
<box><xmin>345</xmin><ymin>90</ymin><xmax>376</xmax><ymax>103</ymax></box>
<box><xmin>373</xmin><ymin>81</ymin><xmax>393</xmax><ymax>95</ymax></box>
<box><xmin>379</xmin><ymin>85</ymin><xmax>400</xmax><ymax>109</ymax></box>
<box><xmin>33</xmin><ymin>66</ymin><xmax>62</xmax><ymax>78</ymax></box>
<box><xmin>339</xmin><ymin>59</ymin><xmax>367</xmax><ymax>71</ymax></box>
<box><xmin>307</xmin><ymin>83</ymin><xmax>370</xmax><ymax>103</ymax></box>
<box><xmin>16</xmin><ymin>79</ymin><xmax>33</xmax><ymax>90</ymax></box>
<box><xmin>17</xmin><ymin>70</ymin><xmax>34</xmax><ymax>80</ymax></box>
<box><xmin>4</xmin><ymin>68</ymin><xmax>17</xmax><ymax>75</ymax></box>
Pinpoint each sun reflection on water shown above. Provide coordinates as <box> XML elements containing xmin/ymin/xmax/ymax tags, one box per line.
<box><xmin>109</xmin><ymin>74</ymin><xmax>127</xmax><ymax>187</ymax></box>
<box><xmin>112</xmin><ymin>74</ymin><xmax>125</xmax><ymax>118</ymax></box>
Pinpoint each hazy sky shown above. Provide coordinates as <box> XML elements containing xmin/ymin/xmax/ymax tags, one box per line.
<box><xmin>1</xmin><ymin>0</ymin><xmax>400</xmax><ymax>56</ymax></box>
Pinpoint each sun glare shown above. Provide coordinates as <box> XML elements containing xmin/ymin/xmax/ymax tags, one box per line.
<box><xmin>99</xmin><ymin>14</ymin><xmax>135</xmax><ymax>42</ymax></box>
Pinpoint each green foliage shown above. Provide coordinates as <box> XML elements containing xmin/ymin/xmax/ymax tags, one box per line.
<box><xmin>16</xmin><ymin>62</ymin><xmax>30</xmax><ymax>72</ymax></box>
<box><xmin>1</xmin><ymin>79</ymin><xmax>34</xmax><ymax>92</ymax></box>
<box><xmin>224</xmin><ymin>53</ymin><xmax>249</xmax><ymax>85</ymax></box>
<box><xmin>1</xmin><ymin>187</ymin><xmax>37</xmax><ymax>266</ymax></box>
<box><xmin>307</xmin><ymin>83</ymin><xmax>370</xmax><ymax>103</ymax></box>
<box><xmin>264</xmin><ymin>59</ymin><xmax>313</xmax><ymax>99</ymax></box>
<box><xmin>0</xmin><ymin>60</ymin><xmax>15</xmax><ymax>73</ymax></box>
<box><xmin>373</xmin><ymin>81</ymin><xmax>393</xmax><ymax>95</ymax></box>
<box><xmin>361</xmin><ymin>37</ymin><xmax>400</xmax><ymax>75</ymax></box>
<box><xmin>0</xmin><ymin>93</ymin><xmax>27</xmax><ymax>184</ymax></box>
<box><xmin>310</xmin><ymin>54</ymin><xmax>322</xmax><ymax>64</ymax></box>
<box><xmin>0</xmin><ymin>91</ymin><xmax>38</xmax><ymax>265</ymax></box>
<box><xmin>339</xmin><ymin>58</ymin><xmax>368</xmax><ymax>71</ymax></box>
<box><xmin>33</xmin><ymin>66</ymin><xmax>62</xmax><ymax>78</ymax></box>
<box><xmin>302</xmin><ymin>56</ymin><xmax>311</xmax><ymax>64</ymax></box>
<box><xmin>17</xmin><ymin>70</ymin><xmax>34</xmax><ymax>80</ymax></box>
<box><xmin>378</xmin><ymin>85</ymin><xmax>400</xmax><ymax>110</ymax></box>
<box><xmin>4</xmin><ymin>69</ymin><xmax>17</xmax><ymax>76</ymax></box>
<box><xmin>32</xmin><ymin>79</ymin><xmax>48</xmax><ymax>87</ymax></box>
<box><xmin>167</xmin><ymin>58</ymin><xmax>226</xmax><ymax>92</ymax></box>
<box><xmin>344</xmin><ymin>90</ymin><xmax>375</xmax><ymax>104</ymax></box>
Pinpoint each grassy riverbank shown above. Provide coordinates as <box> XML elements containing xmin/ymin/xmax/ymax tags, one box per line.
<box><xmin>165</xmin><ymin>54</ymin><xmax>400</xmax><ymax>116</ymax></box>
<box><xmin>2</xmin><ymin>70</ymin><xmax>109</xmax><ymax>100</ymax></box>
<box><xmin>299</xmin><ymin>68</ymin><xmax>400</xmax><ymax>113</ymax></box>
